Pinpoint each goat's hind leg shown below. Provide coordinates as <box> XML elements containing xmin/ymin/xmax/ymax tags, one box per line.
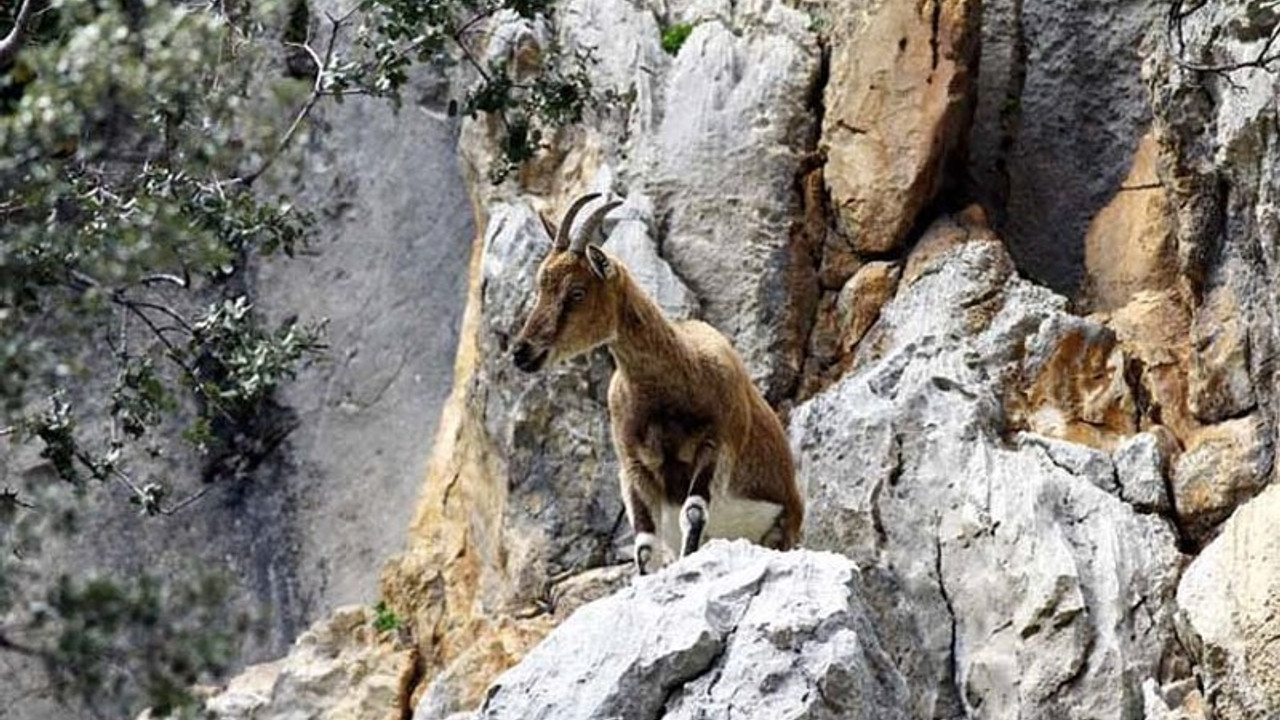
<box><xmin>759</xmin><ymin>507</ymin><xmax>800</xmax><ymax>550</ymax></box>
<box><xmin>680</xmin><ymin>443</ymin><xmax>716</xmax><ymax>558</ymax></box>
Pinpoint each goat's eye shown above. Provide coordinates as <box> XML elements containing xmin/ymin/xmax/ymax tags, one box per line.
<box><xmin>568</xmin><ymin>287</ymin><xmax>587</xmax><ymax>304</ymax></box>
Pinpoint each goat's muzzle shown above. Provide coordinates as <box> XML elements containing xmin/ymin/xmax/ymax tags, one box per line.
<box><xmin>512</xmin><ymin>341</ymin><xmax>549</xmax><ymax>373</ymax></box>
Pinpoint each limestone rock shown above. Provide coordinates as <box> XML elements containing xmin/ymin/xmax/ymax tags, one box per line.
<box><xmin>603</xmin><ymin>195</ymin><xmax>699</xmax><ymax>320</ymax></box>
<box><xmin>410</xmin><ymin>619</ymin><xmax>551</xmax><ymax>720</ymax></box>
<box><xmin>1018</xmin><ymin>313</ymin><xmax>1137</xmax><ymax>450</ymax></box>
<box><xmin>411</xmin><ymin>565</ymin><xmax>630</xmax><ymax>720</ymax></box>
<box><xmin>792</xmin><ymin>227</ymin><xmax>1184</xmax><ymax>718</ymax></box>
<box><xmin>473</xmin><ymin>541</ymin><xmax>911</xmax><ymax>720</ymax></box>
<box><xmin>1082</xmin><ymin>131</ymin><xmax>1179</xmax><ymax>312</ymax></box>
<box><xmin>203</xmin><ymin>606</ymin><xmax>418</xmax><ymax>720</ymax></box>
<box><xmin>1178</xmin><ymin>483</ymin><xmax>1280</xmax><ymax>720</ymax></box>
<box><xmin>822</xmin><ymin>0</ymin><xmax>979</xmax><ymax>255</ymax></box>
<box><xmin>1143</xmin><ymin>677</ymin><xmax>1210</xmax><ymax>720</ymax></box>
<box><xmin>1113</xmin><ymin>428</ymin><xmax>1176</xmax><ymax>515</ymax></box>
<box><xmin>251</xmin><ymin>83</ymin><xmax>474</xmax><ymax>617</ymax></box>
<box><xmin>640</xmin><ymin>0</ymin><xmax>822</xmax><ymax>398</ymax></box>
<box><xmin>1018</xmin><ymin>432</ymin><xmax>1119</xmax><ymax>494</ymax></box>
<box><xmin>975</xmin><ymin>0</ymin><xmax>1163</xmax><ymax>292</ymax></box>
<box><xmin>1189</xmin><ymin>286</ymin><xmax>1257</xmax><ymax>424</ymax></box>
<box><xmin>1105</xmin><ymin>289</ymin><xmax>1196</xmax><ymax>441</ymax></box>
<box><xmin>1148</xmin><ymin>0</ymin><xmax>1280</xmax><ymax>566</ymax></box>
<box><xmin>1171</xmin><ymin>416</ymin><xmax>1274</xmax><ymax>543</ymax></box>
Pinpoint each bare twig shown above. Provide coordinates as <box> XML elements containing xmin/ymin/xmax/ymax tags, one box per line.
<box><xmin>0</xmin><ymin>633</ymin><xmax>43</xmax><ymax>660</ymax></box>
<box><xmin>237</xmin><ymin>9</ymin><xmax>354</xmax><ymax>186</ymax></box>
<box><xmin>161</xmin><ymin>486</ymin><xmax>212</xmax><ymax>515</ymax></box>
<box><xmin>1168</xmin><ymin>0</ymin><xmax>1280</xmax><ymax>74</ymax></box>
<box><xmin>73</xmin><ymin>449</ymin><xmax>211</xmax><ymax>515</ymax></box>
<box><xmin>0</xmin><ymin>0</ymin><xmax>35</xmax><ymax>66</ymax></box>
<box><xmin>454</xmin><ymin>9</ymin><xmax>497</xmax><ymax>40</ymax></box>
<box><xmin>326</xmin><ymin>5</ymin><xmax>360</xmax><ymax>27</ymax></box>
<box><xmin>454</xmin><ymin>31</ymin><xmax>492</xmax><ymax>83</ymax></box>
<box><xmin>115</xmin><ymin>296</ymin><xmax>194</xmax><ymax>333</ymax></box>
<box><xmin>137</xmin><ymin>273</ymin><xmax>189</xmax><ymax>289</ymax></box>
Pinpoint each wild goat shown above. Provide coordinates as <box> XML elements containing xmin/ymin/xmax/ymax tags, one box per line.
<box><xmin>511</xmin><ymin>193</ymin><xmax>803</xmax><ymax>574</ymax></box>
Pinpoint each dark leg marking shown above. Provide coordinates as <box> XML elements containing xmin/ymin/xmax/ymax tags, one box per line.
<box><xmin>681</xmin><ymin>445</ymin><xmax>716</xmax><ymax>558</ymax></box>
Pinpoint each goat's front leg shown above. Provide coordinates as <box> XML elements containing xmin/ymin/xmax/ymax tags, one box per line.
<box><xmin>621</xmin><ymin>469</ymin><xmax>659</xmax><ymax>576</ymax></box>
<box><xmin>680</xmin><ymin>443</ymin><xmax>717</xmax><ymax>558</ymax></box>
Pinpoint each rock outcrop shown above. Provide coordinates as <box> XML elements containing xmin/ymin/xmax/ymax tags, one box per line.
<box><xmin>470</xmin><ymin>541</ymin><xmax>911</xmax><ymax>720</ymax></box>
<box><xmin>821</xmin><ymin>0</ymin><xmax>978</xmax><ymax>256</ymax></box>
<box><xmin>1177</xmin><ymin>483</ymin><xmax>1280</xmax><ymax>720</ymax></box>
<box><xmin>202</xmin><ymin>606</ymin><xmax>419</xmax><ymax>720</ymax></box>
<box><xmin>792</xmin><ymin>226</ymin><xmax>1185</xmax><ymax>718</ymax></box>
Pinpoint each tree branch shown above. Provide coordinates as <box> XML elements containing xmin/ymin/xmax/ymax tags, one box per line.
<box><xmin>1168</xmin><ymin>0</ymin><xmax>1280</xmax><ymax>75</ymax></box>
<box><xmin>161</xmin><ymin>486</ymin><xmax>212</xmax><ymax>515</ymax></box>
<box><xmin>0</xmin><ymin>0</ymin><xmax>35</xmax><ymax>66</ymax></box>
<box><xmin>237</xmin><ymin>8</ymin><xmax>353</xmax><ymax>186</ymax></box>
<box><xmin>0</xmin><ymin>632</ymin><xmax>43</xmax><ymax>660</ymax></box>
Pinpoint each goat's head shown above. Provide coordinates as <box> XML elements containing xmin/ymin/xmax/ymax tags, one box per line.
<box><xmin>512</xmin><ymin>193</ymin><xmax>624</xmax><ymax>373</ymax></box>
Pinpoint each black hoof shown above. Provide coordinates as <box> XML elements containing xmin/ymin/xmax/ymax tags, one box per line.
<box><xmin>635</xmin><ymin>545</ymin><xmax>653</xmax><ymax>575</ymax></box>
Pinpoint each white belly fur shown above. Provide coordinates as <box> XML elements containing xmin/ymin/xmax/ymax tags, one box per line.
<box><xmin>656</xmin><ymin>495</ymin><xmax>783</xmax><ymax>559</ymax></box>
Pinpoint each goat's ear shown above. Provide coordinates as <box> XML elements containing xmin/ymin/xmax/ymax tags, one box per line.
<box><xmin>585</xmin><ymin>245</ymin><xmax>614</xmax><ymax>279</ymax></box>
<box><xmin>538</xmin><ymin>212</ymin><xmax>558</xmax><ymax>247</ymax></box>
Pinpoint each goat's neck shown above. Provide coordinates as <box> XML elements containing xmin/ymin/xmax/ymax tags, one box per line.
<box><xmin>608</xmin><ymin>274</ymin><xmax>689</xmax><ymax>387</ymax></box>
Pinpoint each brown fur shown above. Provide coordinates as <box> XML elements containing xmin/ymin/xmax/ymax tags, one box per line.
<box><xmin>513</xmin><ymin>238</ymin><xmax>803</xmax><ymax>554</ymax></box>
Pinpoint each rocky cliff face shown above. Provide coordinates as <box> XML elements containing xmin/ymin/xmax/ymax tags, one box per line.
<box><xmin>203</xmin><ymin>0</ymin><xmax>1280</xmax><ymax>718</ymax></box>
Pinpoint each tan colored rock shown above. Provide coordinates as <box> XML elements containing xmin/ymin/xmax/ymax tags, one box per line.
<box><xmin>1083</xmin><ymin>130</ymin><xmax>1179</xmax><ymax>312</ymax></box>
<box><xmin>1171</xmin><ymin>415</ymin><xmax>1273</xmax><ymax>542</ymax></box>
<box><xmin>411</xmin><ymin>565</ymin><xmax>630</xmax><ymax>719</ymax></box>
<box><xmin>411</xmin><ymin>618</ymin><xmax>552</xmax><ymax>719</ymax></box>
<box><xmin>377</xmin><ymin>225</ymin><xmax>550</xmax><ymax>713</ymax></box>
<box><xmin>837</xmin><ymin>260</ymin><xmax>901</xmax><ymax>355</ymax></box>
<box><xmin>1019</xmin><ymin>314</ymin><xmax>1138</xmax><ymax>450</ymax></box>
<box><xmin>900</xmin><ymin>212</ymin><xmax>975</xmax><ymax>286</ymax></box>
<box><xmin>800</xmin><ymin>166</ymin><xmax>859</xmax><ymax>291</ymax></box>
<box><xmin>821</xmin><ymin>0</ymin><xmax>979</xmax><ymax>254</ymax></box>
<box><xmin>203</xmin><ymin>606</ymin><xmax>418</xmax><ymax>720</ymax></box>
<box><xmin>1177</xmin><ymin>483</ymin><xmax>1280</xmax><ymax>719</ymax></box>
<box><xmin>1189</xmin><ymin>286</ymin><xmax>1257</xmax><ymax>424</ymax></box>
<box><xmin>1105</xmin><ymin>289</ymin><xmax>1196</xmax><ymax>441</ymax></box>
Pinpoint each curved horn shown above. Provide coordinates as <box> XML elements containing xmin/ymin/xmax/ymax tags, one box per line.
<box><xmin>553</xmin><ymin>193</ymin><xmax>602</xmax><ymax>251</ymax></box>
<box><xmin>569</xmin><ymin>200</ymin><xmax>624</xmax><ymax>254</ymax></box>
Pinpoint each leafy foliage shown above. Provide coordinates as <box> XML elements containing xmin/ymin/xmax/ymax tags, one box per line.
<box><xmin>660</xmin><ymin>21</ymin><xmax>694</xmax><ymax>56</ymax></box>
<box><xmin>37</xmin><ymin>574</ymin><xmax>247</xmax><ymax>717</ymax></box>
<box><xmin>0</xmin><ymin>0</ymin><xmax>599</xmax><ymax>714</ymax></box>
<box><xmin>340</xmin><ymin>0</ymin><xmax>602</xmax><ymax>181</ymax></box>
<box><xmin>0</xmin><ymin>1</ymin><xmax>322</xmax><ymax>715</ymax></box>
<box><xmin>372</xmin><ymin>600</ymin><xmax>403</xmax><ymax>632</ymax></box>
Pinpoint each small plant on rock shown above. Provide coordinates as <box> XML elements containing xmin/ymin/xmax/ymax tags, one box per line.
<box><xmin>661</xmin><ymin>22</ymin><xmax>694</xmax><ymax>55</ymax></box>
